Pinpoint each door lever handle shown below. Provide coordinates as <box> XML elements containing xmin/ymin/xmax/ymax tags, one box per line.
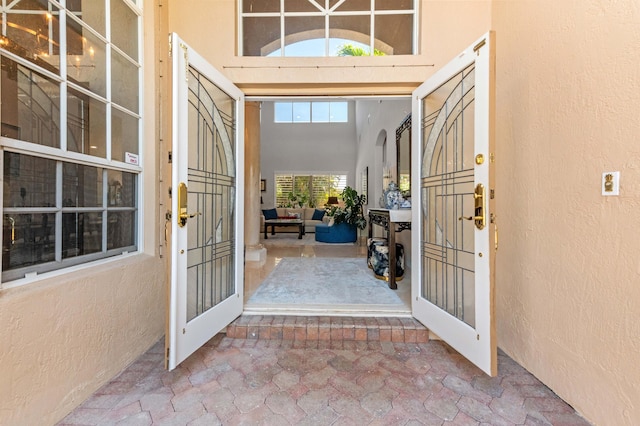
<box><xmin>459</xmin><ymin>215</ymin><xmax>483</xmax><ymax>221</ymax></box>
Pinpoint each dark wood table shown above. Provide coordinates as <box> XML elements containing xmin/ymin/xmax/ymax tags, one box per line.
<box><xmin>368</xmin><ymin>208</ymin><xmax>412</xmax><ymax>290</ymax></box>
<box><xmin>264</xmin><ymin>219</ymin><xmax>305</xmax><ymax>239</ymax></box>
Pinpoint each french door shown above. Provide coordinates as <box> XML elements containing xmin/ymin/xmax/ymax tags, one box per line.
<box><xmin>411</xmin><ymin>32</ymin><xmax>497</xmax><ymax>375</ymax></box>
<box><xmin>168</xmin><ymin>34</ymin><xmax>244</xmax><ymax>370</ymax></box>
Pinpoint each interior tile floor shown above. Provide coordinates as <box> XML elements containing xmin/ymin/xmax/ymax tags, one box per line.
<box><xmin>59</xmin><ymin>234</ymin><xmax>590</xmax><ymax>425</ymax></box>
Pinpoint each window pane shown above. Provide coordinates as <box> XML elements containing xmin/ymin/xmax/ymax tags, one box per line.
<box><xmin>107</xmin><ymin>170</ymin><xmax>136</xmax><ymax>207</ymax></box>
<box><xmin>274</xmin><ymin>102</ymin><xmax>292</xmax><ymax>123</ymax></box>
<box><xmin>1</xmin><ymin>57</ymin><xmax>61</xmax><ymax>147</ymax></box>
<box><xmin>3</xmin><ymin>213</ymin><xmax>55</xmax><ymax>270</ymax></box>
<box><xmin>110</xmin><ymin>0</ymin><xmax>138</xmax><ymax>59</ymax></box>
<box><xmin>375</xmin><ymin>0</ymin><xmax>414</xmax><ymax>10</ymax></box>
<box><xmin>330</xmin><ymin>15</ymin><xmax>370</xmax><ymax>54</ymax></box>
<box><xmin>334</xmin><ymin>0</ymin><xmax>371</xmax><ymax>11</ymax></box>
<box><xmin>107</xmin><ymin>211</ymin><xmax>135</xmax><ymax>249</ymax></box>
<box><xmin>67</xmin><ymin>19</ymin><xmax>106</xmax><ymax>97</ymax></box>
<box><xmin>67</xmin><ymin>87</ymin><xmax>107</xmax><ymax>157</ymax></box>
<box><xmin>292</xmin><ymin>102</ymin><xmax>310</xmax><ymax>123</ymax></box>
<box><xmin>111</xmin><ymin>51</ymin><xmax>139</xmax><ymax>112</ymax></box>
<box><xmin>330</xmin><ymin>101</ymin><xmax>348</xmax><ymax>122</ymax></box>
<box><xmin>284</xmin><ymin>16</ymin><xmax>325</xmax><ymax>56</ymax></box>
<box><xmin>376</xmin><ymin>14</ymin><xmax>412</xmax><ymax>55</ymax></box>
<box><xmin>243</xmin><ymin>16</ymin><xmax>280</xmax><ymax>56</ymax></box>
<box><xmin>312</xmin><ymin>102</ymin><xmax>330</xmax><ymax>122</ymax></box>
<box><xmin>2</xmin><ymin>3</ymin><xmax>60</xmax><ymax>72</ymax></box>
<box><xmin>62</xmin><ymin>212</ymin><xmax>103</xmax><ymax>258</ymax></box>
<box><xmin>63</xmin><ymin>164</ymin><xmax>103</xmax><ymax>207</ymax></box>
<box><xmin>243</xmin><ymin>0</ymin><xmax>280</xmax><ymax>13</ymax></box>
<box><xmin>111</xmin><ymin>108</ymin><xmax>139</xmax><ymax>162</ymax></box>
<box><xmin>284</xmin><ymin>0</ymin><xmax>321</xmax><ymax>12</ymax></box>
<box><xmin>3</xmin><ymin>153</ymin><xmax>56</xmax><ymax>208</ymax></box>
<box><xmin>67</xmin><ymin>0</ymin><xmax>106</xmax><ymax>36</ymax></box>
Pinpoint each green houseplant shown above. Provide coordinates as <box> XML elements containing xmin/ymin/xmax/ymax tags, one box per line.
<box><xmin>327</xmin><ymin>186</ymin><xmax>367</xmax><ymax>230</ymax></box>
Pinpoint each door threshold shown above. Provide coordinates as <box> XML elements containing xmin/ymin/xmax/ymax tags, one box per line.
<box><xmin>243</xmin><ymin>303</ymin><xmax>412</xmax><ymax>318</ymax></box>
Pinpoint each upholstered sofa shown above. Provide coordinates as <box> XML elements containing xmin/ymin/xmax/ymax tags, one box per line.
<box><xmin>260</xmin><ymin>207</ymin><xmax>327</xmax><ymax>234</ymax></box>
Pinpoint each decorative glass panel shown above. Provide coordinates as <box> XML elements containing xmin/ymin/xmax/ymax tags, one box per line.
<box><xmin>186</xmin><ymin>66</ymin><xmax>237</xmax><ymax>322</ymax></box>
<box><xmin>421</xmin><ymin>64</ymin><xmax>476</xmax><ymax>327</ymax></box>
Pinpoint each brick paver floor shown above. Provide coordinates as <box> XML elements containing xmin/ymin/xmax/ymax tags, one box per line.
<box><xmin>58</xmin><ymin>334</ymin><xmax>591</xmax><ymax>425</ymax></box>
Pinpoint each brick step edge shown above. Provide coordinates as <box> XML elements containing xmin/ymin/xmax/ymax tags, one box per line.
<box><xmin>225</xmin><ymin>315</ymin><xmax>429</xmax><ymax>344</ymax></box>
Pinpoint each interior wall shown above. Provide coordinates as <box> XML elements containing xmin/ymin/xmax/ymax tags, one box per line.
<box><xmin>492</xmin><ymin>1</ymin><xmax>640</xmax><ymax>424</ymax></box>
<box><xmin>259</xmin><ymin>101</ymin><xmax>358</xmax><ymax>208</ymax></box>
<box><xmin>0</xmin><ymin>1</ymin><xmax>166</xmax><ymax>424</ymax></box>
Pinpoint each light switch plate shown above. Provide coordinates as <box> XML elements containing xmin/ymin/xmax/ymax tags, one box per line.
<box><xmin>602</xmin><ymin>171</ymin><xmax>620</xmax><ymax>196</ymax></box>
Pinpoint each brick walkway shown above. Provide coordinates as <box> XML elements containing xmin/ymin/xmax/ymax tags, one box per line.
<box><xmin>58</xmin><ymin>329</ymin><xmax>591</xmax><ymax>425</ymax></box>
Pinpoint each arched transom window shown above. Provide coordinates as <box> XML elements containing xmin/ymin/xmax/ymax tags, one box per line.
<box><xmin>240</xmin><ymin>0</ymin><xmax>416</xmax><ymax>57</ymax></box>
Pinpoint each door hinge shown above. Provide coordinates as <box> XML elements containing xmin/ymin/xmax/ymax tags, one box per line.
<box><xmin>168</xmin><ymin>151</ymin><xmax>172</xmax><ymax>163</ymax></box>
<box><xmin>473</xmin><ymin>39</ymin><xmax>486</xmax><ymax>55</ymax></box>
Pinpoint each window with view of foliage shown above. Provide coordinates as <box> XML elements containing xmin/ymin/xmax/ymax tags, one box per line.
<box><xmin>0</xmin><ymin>0</ymin><xmax>142</xmax><ymax>285</ymax></box>
<box><xmin>275</xmin><ymin>174</ymin><xmax>347</xmax><ymax>208</ymax></box>
<box><xmin>240</xmin><ymin>0</ymin><xmax>415</xmax><ymax>57</ymax></box>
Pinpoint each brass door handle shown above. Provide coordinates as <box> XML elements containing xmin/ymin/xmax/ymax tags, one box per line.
<box><xmin>459</xmin><ymin>215</ymin><xmax>483</xmax><ymax>221</ymax></box>
<box><xmin>176</xmin><ymin>182</ymin><xmax>201</xmax><ymax>227</ymax></box>
<box><xmin>459</xmin><ymin>184</ymin><xmax>486</xmax><ymax>230</ymax></box>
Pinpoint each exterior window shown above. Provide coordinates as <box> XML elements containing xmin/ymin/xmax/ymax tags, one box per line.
<box><xmin>240</xmin><ymin>0</ymin><xmax>415</xmax><ymax>56</ymax></box>
<box><xmin>275</xmin><ymin>174</ymin><xmax>347</xmax><ymax>208</ymax></box>
<box><xmin>0</xmin><ymin>0</ymin><xmax>142</xmax><ymax>284</ymax></box>
<box><xmin>274</xmin><ymin>101</ymin><xmax>348</xmax><ymax>123</ymax></box>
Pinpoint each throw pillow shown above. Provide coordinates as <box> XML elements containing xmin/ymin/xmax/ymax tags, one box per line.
<box><xmin>262</xmin><ymin>208</ymin><xmax>278</xmax><ymax>220</ymax></box>
<box><xmin>311</xmin><ymin>209</ymin><xmax>325</xmax><ymax>221</ymax></box>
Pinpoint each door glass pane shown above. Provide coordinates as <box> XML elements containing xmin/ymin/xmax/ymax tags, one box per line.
<box><xmin>186</xmin><ymin>66</ymin><xmax>236</xmax><ymax>322</ymax></box>
<box><xmin>67</xmin><ymin>87</ymin><xmax>107</xmax><ymax>157</ymax></box>
<box><xmin>1</xmin><ymin>57</ymin><xmax>60</xmax><ymax>147</ymax></box>
<box><xmin>421</xmin><ymin>64</ymin><xmax>476</xmax><ymax>327</ymax></box>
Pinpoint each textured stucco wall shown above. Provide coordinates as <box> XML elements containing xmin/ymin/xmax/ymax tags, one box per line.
<box><xmin>493</xmin><ymin>1</ymin><xmax>640</xmax><ymax>424</ymax></box>
<box><xmin>0</xmin><ymin>256</ymin><xmax>165</xmax><ymax>425</ymax></box>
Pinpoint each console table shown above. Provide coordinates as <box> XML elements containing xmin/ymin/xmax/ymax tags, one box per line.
<box><xmin>368</xmin><ymin>208</ymin><xmax>412</xmax><ymax>290</ymax></box>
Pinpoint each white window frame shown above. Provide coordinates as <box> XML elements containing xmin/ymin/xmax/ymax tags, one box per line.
<box><xmin>0</xmin><ymin>0</ymin><xmax>144</xmax><ymax>288</ymax></box>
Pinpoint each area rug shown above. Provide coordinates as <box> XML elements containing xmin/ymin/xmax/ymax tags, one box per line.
<box><xmin>246</xmin><ymin>257</ymin><xmax>404</xmax><ymax>309</ymax></box>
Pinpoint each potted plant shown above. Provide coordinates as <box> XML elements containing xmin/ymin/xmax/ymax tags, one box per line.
<box><xmin>329</xmin><ymin>186</ymin><xmax>367</xmax><ymax>230</ymax></box>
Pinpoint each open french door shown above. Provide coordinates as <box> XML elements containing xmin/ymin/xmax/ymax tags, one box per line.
<box><xmin>411</xmin><ymin>32</ymin><xmax>497</xmax><ymax>376</ymax></box>
<box><xmin>168</xmin><ymin>33</ymin><xmax>244</xmax><ymax>370</ymax></box>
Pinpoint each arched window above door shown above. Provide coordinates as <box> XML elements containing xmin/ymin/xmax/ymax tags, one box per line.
<box><xmin>240</xmin><ymin>0</ymin><xmax>416</xmax><ymax>57</ymax></box>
